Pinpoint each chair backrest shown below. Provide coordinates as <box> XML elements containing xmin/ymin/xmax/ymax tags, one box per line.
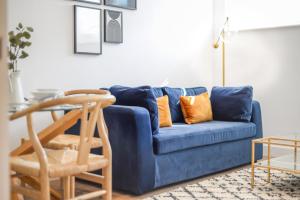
<box><xmin>64</xmin><ymin>90</ymin><xmax>114</xmax><ymax>164</ymax></box>
<box><xmin>10</xmin><ymin>89</ymin><xmax>115</xmax><ymax>167</ymax></box>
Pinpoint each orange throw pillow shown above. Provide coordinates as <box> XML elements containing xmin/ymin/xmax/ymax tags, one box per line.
<box><xmin>180</xmin><ymin>92</ymin><xmax>213</xmax><ymax>124</ymax></box>
<box><xmin>156</xmin><ymin>96</ymin><xmax>172</xmax><ymax>127</ymax></box>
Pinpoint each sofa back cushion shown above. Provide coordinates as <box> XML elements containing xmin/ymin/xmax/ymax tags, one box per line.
<box><xmin>110</xmin><ymin>85</ymin><xmax>159</xmax><ymax>135</ymax></box>
<box><xmin>162</xmin><ymin>87</ymin><xmax>207</xmax><ymax>122</ymax></box>
<box><xmin>211</xmin><ymin>86</ymin><xmax>253</xmax><ymax>122</ymax></box>
<box><xmin>152</xmin><ymin>87</ymin><xmax>164</xmax><ymax>98</ymax></box>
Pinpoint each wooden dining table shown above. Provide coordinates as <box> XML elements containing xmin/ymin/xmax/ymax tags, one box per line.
<box><xmin>9</xmin><ymin>103</ymin><xmax>83</xmax><ymax>200</ymax></box>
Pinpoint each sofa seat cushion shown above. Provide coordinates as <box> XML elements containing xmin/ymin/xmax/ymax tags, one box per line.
<box><xmin>153</xmin><ymin>121</ymin><xmax>256</xmax><ymax>154</ymax></box>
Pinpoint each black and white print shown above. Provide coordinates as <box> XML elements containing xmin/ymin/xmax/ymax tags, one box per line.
<box><xmin>104</xmin><ymin>10</ymin><xmax>123</xmax><ymax>44</ymax></box>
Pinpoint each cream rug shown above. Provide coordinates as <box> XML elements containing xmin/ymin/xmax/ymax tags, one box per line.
<box><xmin>144</xmin><ymin>168</ymin><xmax>300</xmax><ymax>200</ymax></box>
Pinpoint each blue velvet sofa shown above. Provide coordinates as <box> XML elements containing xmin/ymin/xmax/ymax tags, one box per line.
<box><xmin>68</xmin><ymin>86</ymin><xmax>263</xmax><ymax>195</ymax></box>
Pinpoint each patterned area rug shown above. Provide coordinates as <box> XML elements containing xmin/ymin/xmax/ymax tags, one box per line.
<box><xmin>144</xmin><ymin>168</ymin><xmax>300</xmax><ymax>200</ymax></box>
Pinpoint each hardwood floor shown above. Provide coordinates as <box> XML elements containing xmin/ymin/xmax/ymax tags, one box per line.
<box><xmin>49</xmin><ymin>165</ymin><xmax>249</xmax><ymax>200</ymax></box>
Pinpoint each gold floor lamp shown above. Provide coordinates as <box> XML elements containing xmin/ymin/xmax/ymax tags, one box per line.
<box><xmin>213</xmin><ymin>17</ymin><xmax>230</xmax><ymax>87</ymax></box>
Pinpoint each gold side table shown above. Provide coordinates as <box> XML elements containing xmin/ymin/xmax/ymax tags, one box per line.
<box><xmin>251</xmin><ymin>134</ymin><xmax>300</xmax><ymax>188</ymax></box>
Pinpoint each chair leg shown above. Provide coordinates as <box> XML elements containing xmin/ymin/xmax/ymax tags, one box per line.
<box><xmin>63</xmin><ymin>176</ymin><xmax>71</xmax><ymax>200</ymax></box>
<box><xmin>70</xmin><ymin>176</ymin><xmax>75</xmax><ymax>198</ymax></box>
<box><xmin>11</xmin><ymin>177</ymin><xmax>24</xmax><ymax>200</ymax></box>
<box><xmin>11</xmin><ymin>192</ymin><xmax>21</xmax><ymax>200</ymax></box>
<box><xmin>40</xmin><ymin>174</ymin><xmax>50</xmax><ymax>200</ymax></box>
<box><xmin>102</xmin><ymin>164</ymin><xmax>112</xmax><ymax>200</ymax></box>
<box><xmin>60</xmin><ymin>178</ymin><xmax>64</xmax><ymax>198</ymax></box>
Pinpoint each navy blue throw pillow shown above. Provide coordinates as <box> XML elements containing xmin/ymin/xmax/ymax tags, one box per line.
<box><xmin>186</xmin><ymin>87</ymin><xmax>207</xmax><ymax>96</ymax></box>
<box><xmin>211</xmin><ymin>86</ymin><xmax>253</xmax><ymax>122</ymax></box>
<box><xmin>110</xmin><ymin>85</ymin><xmax>159</xmax><ymax>135</ymax></box>
<box><xmin>152</xmin><ymin>87</ymin><xmax>164</xmax><ymax>98</ymax></box>
<box><xmin>162</xmin><ymin>87</ymin><xmax>207</xmax><ymax>122</ymax></box>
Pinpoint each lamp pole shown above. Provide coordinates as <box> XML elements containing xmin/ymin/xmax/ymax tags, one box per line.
<box><xmin>214</xmin><ymin>17</ymin><xmax>229</xmax><ymax>87</ymax></box>
<box><xmin>222</xmin><ymin>34</ymin><xmax>225</xmax><ymax>87</ymax></box>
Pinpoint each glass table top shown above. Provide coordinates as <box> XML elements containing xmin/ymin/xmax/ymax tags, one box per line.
<box><xmin>256</xmin><ymin>152</ymin><xmax>300</xmax><ymax>172</ymax></box>
<box><xmin>254</xmin><ymin>134</ymin><xmax>300</xmax><ymax>173</ymax></box>
<box><xmin>9</xmin><ymin>102</ymin><xmax>82</xmax><ymax>113</ymax></box>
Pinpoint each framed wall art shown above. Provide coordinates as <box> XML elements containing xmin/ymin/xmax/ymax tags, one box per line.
<box><xmin>104</xmin><ymin>10</ymin><xmax>123</xmax><ymax>43</ymax></box>
<box><xmin>104</xmin><ymin>0</ymin><xmax>136</xmax><ymax>10</ymax></box>
<box><xmin>74</xmin><ymin>5</ymin><xmax>102</xmax><ymax>55</ymax></box>
<box><xmin>75</xmin><ymin>0</ymin><xmax>101</xmax><ymax>5</ymax></box>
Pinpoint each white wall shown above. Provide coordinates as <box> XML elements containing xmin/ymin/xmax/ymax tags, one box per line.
<box><xmin>9</xmin><ymin>0</ymin><xmax>299</xmax><ymax>151</ymax></box>
<box><xmin>213</xmin><ymin>0</ymin><xmax>300</xmax><ymax>140</ymax></box>
<box><xmin>227</xmin><ymin>0</ymin><xmax>300</xmax><ymax>31</ymax></box>
<box><xmin>8</xmin><ymin>0</ymin><xmax>214</xmax><ymax>148</ymax></box>
<box><xmin>226</xmin><ymin>26</ymin><xmax>300</xmax><ymax>137</ymax></box>
<box><xmin>212</xmin><ymin>0</ymin><xmax>226</xmax><ymax>85</ymax></box>
<box><xmin>0</xmin><ymin>0</ymin><xmax>10</xmax><ymax>199</ymax></box>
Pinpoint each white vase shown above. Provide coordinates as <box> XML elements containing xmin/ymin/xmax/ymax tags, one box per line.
<box><xmin>9</xmin><ymin>71</ymin><xmax>25</xmax><ymax>104</ymax></box>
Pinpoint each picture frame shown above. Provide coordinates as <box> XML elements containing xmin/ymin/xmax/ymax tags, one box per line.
<box><xmin>104</xmin><ymin>10</ymin><xmax>123</xmax><ymax>43</ymax></box>
<box><xmin>75</xmin><ymin>0</ymin><xmax>101</xmax><ymax>5</ymax></box>
<box><xmin>104</xmin><ymin>0</ymin><xmax>136</xmax><ymax>10</ymax></box>
<box><xmin>74</xmin><ymin>5</ymin><xmax>102</xmax><ymax>55</ymax></box>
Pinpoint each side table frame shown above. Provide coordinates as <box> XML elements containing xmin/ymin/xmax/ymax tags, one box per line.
<box><xmin>251</xmin><ymin>136</ymin><xmax>300</xmax><ymax>188</ymax></box>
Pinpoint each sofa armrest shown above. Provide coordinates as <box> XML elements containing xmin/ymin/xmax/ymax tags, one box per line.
<box><xmin>251</xmin><ymin>100</ymin><xmax>263</xmax><ymax>160</ymax></box>
<box><xmin>103</xmin><ymin>105</ymin><xmax>156</xmax><ymax>194</ymax></box>
<box><xmin>251</xmin><ymin>101</ymin><xmax>263</xmax><ymax>138</ymax></box>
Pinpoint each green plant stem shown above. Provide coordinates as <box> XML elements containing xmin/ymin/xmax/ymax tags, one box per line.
<box><xmin>15</xmin><ymin>48</ymin><xmax>20</xmax><ymax>66</ymax></box>
<box><xmin>13</xmin><ymin>46</ymin><xmax>17</xmax><ymax>71</ymax></box>
<box><xmin>9</xmin><ymin>44</ymin><xmax>13</xmax><ymax>71</ymax></box>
